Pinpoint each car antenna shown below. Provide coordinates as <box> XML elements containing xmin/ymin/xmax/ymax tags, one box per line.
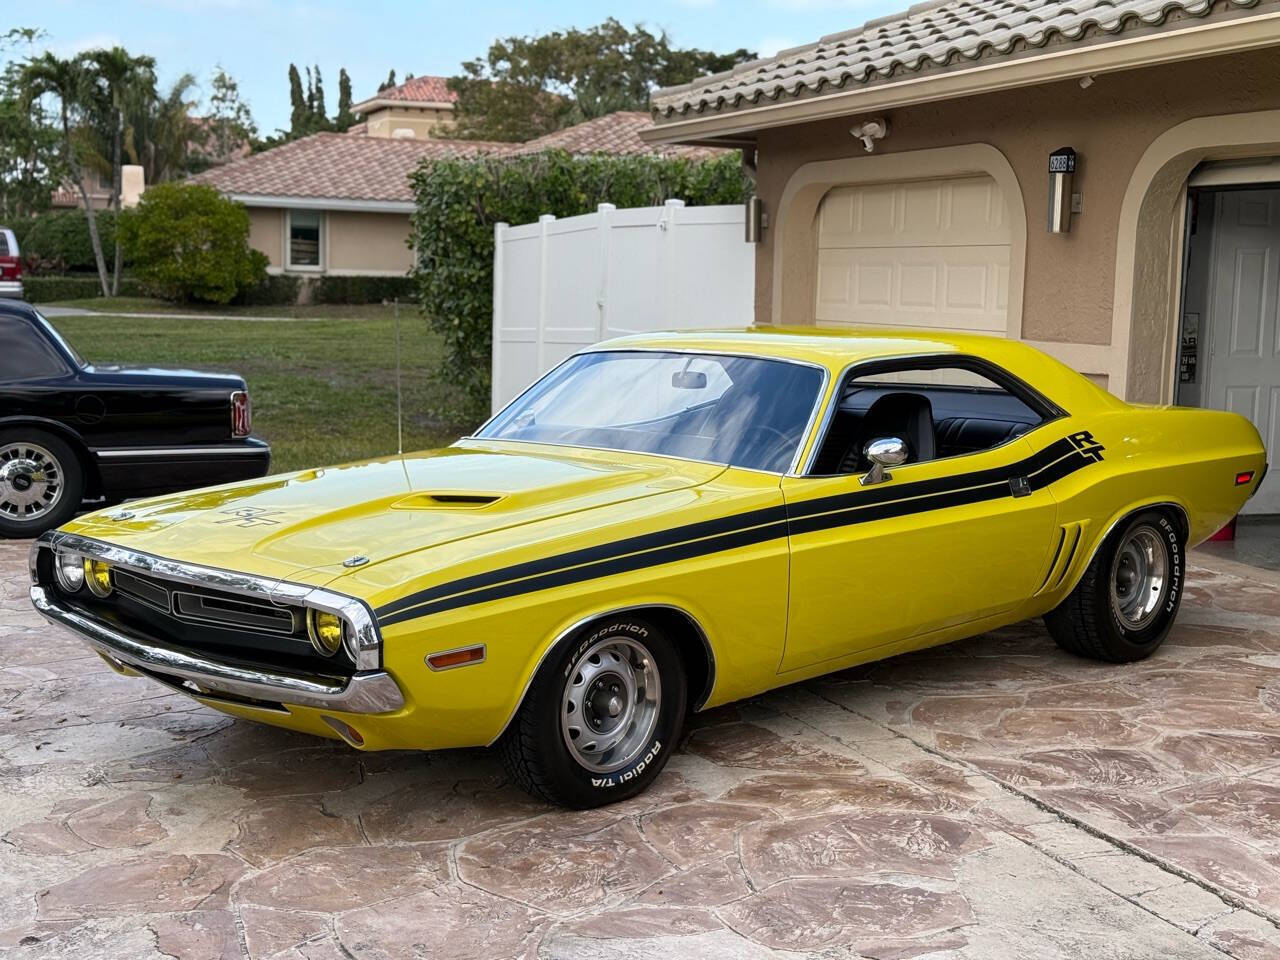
<box><xmin>394</xmin><ymin>297</ymin><xmax>404</xmax><ymax>456</ymax></box>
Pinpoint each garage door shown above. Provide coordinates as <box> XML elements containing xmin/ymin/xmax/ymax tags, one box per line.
<box><xmin>815</xmin><ymin>176</ymin><xmax>1011</xmax><ymax>336</ymax></box>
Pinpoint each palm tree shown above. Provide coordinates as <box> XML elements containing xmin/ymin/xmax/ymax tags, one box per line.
<box><xmin>124</xmin><ymin>74</ymin><xmax>197</xmax><ymax>185</ymax></box>
<box><xmin>21</xmin><ymin>52</ymin><xmax>110</xmax><ymax>296</ymax></box>
<box><xmin>85</xmin><ymin>47</ymin><xmax>156</xmax><ymax>295</ymax></box>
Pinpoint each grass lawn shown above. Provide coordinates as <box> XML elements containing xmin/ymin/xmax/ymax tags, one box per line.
<box><xmin>47</xmin><ymin>303</ymin><xmax>475</xmax><ymax>474</ymax></box>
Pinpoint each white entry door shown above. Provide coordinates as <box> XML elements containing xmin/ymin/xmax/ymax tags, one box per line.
<box><xmin>1206</xmin><ymin>188</ymin><xmax>1280</xmax><ymax>514</ymax></box>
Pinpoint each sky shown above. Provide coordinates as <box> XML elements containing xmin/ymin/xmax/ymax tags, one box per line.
<box><xmin>9</xmin><ymin>0</ymin><xmax>901</xmax><ymax>135</ymax></box>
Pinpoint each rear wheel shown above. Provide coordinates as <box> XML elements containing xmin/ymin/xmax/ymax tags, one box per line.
<box><xmin>0</xmin><ymin>429</ymin><xmax>83</xmax><ymax>539</ymax></box>
<box><xmin>499</xmin><ymin>615</ymin><xmax>686</xmax><ymax>808</ymax></box>
<box><xmin>1045</xmin><ymin>510</ymin><xmax>1184</xmax><ymax>663</ymax></box>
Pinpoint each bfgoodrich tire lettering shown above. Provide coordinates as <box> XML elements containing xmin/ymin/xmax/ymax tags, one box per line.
<box><xmin>499</xmin><ymin>615</ymin><xmax>686</xmax><ymax>808</ymax></box>
<box><xmin>1045</xmin><ymin>510</ymin><xmax>1185</xmax><ymax>663</ymax></box>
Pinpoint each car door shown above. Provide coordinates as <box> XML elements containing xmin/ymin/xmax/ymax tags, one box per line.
<box><xmin>777</xmin><ymin>357</ymin><xmax>1064</xmax><ymax>674</ymax></box>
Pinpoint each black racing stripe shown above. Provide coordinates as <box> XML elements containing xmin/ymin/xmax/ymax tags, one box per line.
<box><xmin>377</xmin><ymin>437</ymin><xmax>1098</xmax><ymax>626</ymax></box>
<box><xmin>785</xmin><ymin>436</ymin><xmax>1077</xmax><ymax>521</ymax></box>
<box><xmin>376</xmin><ymin>502</ymin><xmax>788</xmax><ymax>619</ymax></box>
<box><xmin>379</xmin><ymin>519</ymin><xmax>791</xmax><ymax>627</ymax></box>
<box><xmin>786</xmin><ymin>479</ymin><xmax>1010</xmax><ymax>538</ymax></box>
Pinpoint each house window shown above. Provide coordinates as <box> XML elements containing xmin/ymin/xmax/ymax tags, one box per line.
<box><xmin>288</xmin><ymin>211</ymin><xmax>322</xmax><ymax>269</ymax></box>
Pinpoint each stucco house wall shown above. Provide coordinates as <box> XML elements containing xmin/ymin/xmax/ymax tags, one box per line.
<box><xmin>244</xmin><ymin>207</ymin><xmax>413</xmax><ymax>275</ymax></box>
<box><xmin>754</xmin><ymin>47</ymin><xmax>1280</xmax><ymax>400</ymax></box>
<box><xmin>325</xmin><ymin>211</ymin><xmax>414</xmax><ymax>273</ymax></box>
<box><xmin>365</xmin><ymin>107</ymin><xmax>453</xmax><ymax>139</ymax></box>
<box><xmin>247</xmin><ymin>208</ymin><xmax>285</xmax><ymax>269</ymax></box>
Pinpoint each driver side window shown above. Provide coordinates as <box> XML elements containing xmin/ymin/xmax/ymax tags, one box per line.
<box><xmin>810</xmin><ymin>358</ymin><xmax>1052</xmax><ymax>476</ymax></box>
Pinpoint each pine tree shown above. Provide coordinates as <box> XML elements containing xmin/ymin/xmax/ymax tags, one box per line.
<box><xmin>287</xmin><ymin>63</ymin><xmax>305</xmax><ymax>135</ymax></box>
<box><xmin>378</xmin><ymin>68</ymin><xmax>396</xmax><ymax>92</ymax></box>
<box><xmin>312</xmin><ymin>64</ymin><xmax>326</xmax><ymax>121</ymax></box>
<box><xmin>335</xmin><ymin>67</ymin><xmax>354</xmax><ymax>129</ymax></box>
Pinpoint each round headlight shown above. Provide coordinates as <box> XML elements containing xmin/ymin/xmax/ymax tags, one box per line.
<box><xmin>308</xmin><ymin>609</ymin><xmax>344</xmax><ymax>657</ymax></box>
<box><xmin>54</xmin><ymin>551</ymin><xmax>85</xmax><ymax>592</ymax></box>
<box><xmin>84</xmin><ymin>558</ymin><xmax>113</xmax><ymax>598</ymax></box>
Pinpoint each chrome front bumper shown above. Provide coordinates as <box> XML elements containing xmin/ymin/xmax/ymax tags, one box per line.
<box><xmin>30</xmin><ymin>576</ymin><xmax>404</xmax><ymax>716</ymax></box>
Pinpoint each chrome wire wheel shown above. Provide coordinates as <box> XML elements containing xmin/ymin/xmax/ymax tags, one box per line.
<box><xmin>1110</xmin><ymin>524</ymin><xmax>1168</xmax><ymax>631</ymax></box>
<box><xmin>561</xmin><ymin>636</ymin><xmax>662</xmax><ymax>774</ymax></box>
<box><xmin>0</xmin><ymin>442</ymin><xmax>63</xmax><ymax>523</ymax></box>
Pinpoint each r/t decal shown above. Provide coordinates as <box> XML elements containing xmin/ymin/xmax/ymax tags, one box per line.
<box><xmin>1068</xmin><ymin>431</ymin><xmax>1105</xmax><ymax>463</ymax></box>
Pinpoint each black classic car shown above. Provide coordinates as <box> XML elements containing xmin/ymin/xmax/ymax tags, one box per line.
<box><xmin>0</xmin><ymin>300</ymin><xmax>270</xmax><ymax>537</ymax></box>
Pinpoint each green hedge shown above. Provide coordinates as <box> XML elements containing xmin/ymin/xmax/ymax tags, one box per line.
<box><xmin>19</xmin><ymin>210</ymin><xmax>121</xmax><ymax>272</ymax></box>
<box><xmin>312</xmin><ymin>275</ymin><xmax>415</xmax><ymax>304</ymax></box>
<box><xmin>233</xmin><ymin>273</ymin><xmax>302</xmax><ymax>306</ymax></box>
<box><xmin>23</xmin><ymin>275</ymin><xmax>147</xmax><ymax>303</ymax></box>
<box><xmin>409</xmin><ymin>149</ymin><xmax>753</xmax><ymax>417</ymax></box>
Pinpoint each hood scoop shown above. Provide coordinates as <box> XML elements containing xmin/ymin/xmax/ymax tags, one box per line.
<box><xmin>391</xmin><ymin>492</ymin><xmax>504</xmax><ymax>510</ymax></box>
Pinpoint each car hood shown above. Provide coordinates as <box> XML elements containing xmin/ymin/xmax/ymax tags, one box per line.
<box><xmin>65</xmin><ymin>440</ymin><xmax>725</xmax><ymax>584</ymax></box>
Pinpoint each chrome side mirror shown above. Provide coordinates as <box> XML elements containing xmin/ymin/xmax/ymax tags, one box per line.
<box><xmin>860</xmin><ymin>437</ymin><xmax>908</xmax><ymax>486</ymax></box>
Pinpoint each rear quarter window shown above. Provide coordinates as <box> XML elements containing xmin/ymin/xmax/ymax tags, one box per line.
<box><xmin>0</xmin><ymin>317</ymin><xmax>69</xmax><ymax>381</ymax></box>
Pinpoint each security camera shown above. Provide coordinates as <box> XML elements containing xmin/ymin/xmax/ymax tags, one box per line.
<box><xmin>850</xmin><ymin>118</ymin><xmax>889</xmax><ymax>153</ymax></box>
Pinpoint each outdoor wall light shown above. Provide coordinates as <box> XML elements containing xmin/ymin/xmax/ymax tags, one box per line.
<box><xmin>1048</xmin><ymin>147</ymin><xmax>1076</xmax><ymax>233</ymax></box>
<box><xmin>745</xmin><ymin>195</ymin><xmax>765</xmax><ymax>243</ymax></box>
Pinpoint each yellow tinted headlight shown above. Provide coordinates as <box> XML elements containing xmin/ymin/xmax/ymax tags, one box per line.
<box><xmin>84</xmin><ymin>558</ymin><xmax>113</xmax><ymax>598</ymax></box>
<box><xmin>308</xmin><ymin>609</ymin><xmax>344</xmax><ymax>657</ymax></box>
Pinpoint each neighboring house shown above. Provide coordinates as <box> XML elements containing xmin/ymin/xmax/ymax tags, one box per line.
<box><xmin>642</xmin><ymin>0</ymin><xmax>1280</xmax><ymax>459</ymax></box>
<box><xmin>191</xmin><ymin>98</ymin><xmax>722</xmax><ymax>284</ymax></box>
<box><xmin>50</xmin><ymin>165</ymin><xmax>146</xmax><ymax>211</ymax></box>
<box><xmin>190</xmin><ymin>134</ymin><xmax>506</xmax><ymax>278</ymax></box>
<box><xmin>350</xmin><ymin>75</ymin><xmax>458</xmax><ymax>140</ymax></box>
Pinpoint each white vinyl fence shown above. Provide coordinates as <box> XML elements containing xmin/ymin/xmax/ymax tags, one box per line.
<box><xmin>491</xmin><ymin>199</ymin><xmax>754</xmax><ymax>412</ymax></box>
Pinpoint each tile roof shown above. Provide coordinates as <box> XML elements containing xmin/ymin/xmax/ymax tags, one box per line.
<box><xmin>189</xmin><ymin>133</ymin><xmax>507</xmax><ymax>203</ymax></box>
<box><xmin>652</xmin><ymin>0</ymin><xmax>1270</xmax><ymax>120</ymax></box>
<box><xmin>190</xmin><ymin>113</ymin><xmax>730</xmax><ymax>204</ymax></box>
<box><xmin>364</xmin><ymin>75</ymin><xmax>457</xmax><ymax>105</ymax></box>
<box><xmin>510</xmin><ymin>112</ymin><xmax>726</xmax><ymax>158</ymax></box>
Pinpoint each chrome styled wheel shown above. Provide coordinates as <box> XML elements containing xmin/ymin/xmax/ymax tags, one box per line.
<box><xmin>560</xmin><ymin>636</ymin><xmax>662</xmax><ymax>774</ymax></box>
<box><xmin>0</xmin><ymin>442</ymin><xmax>63</xmax><ymax>523</ymax></box>
<box><xmin>1110</xmin><ymin>524</ymin><xmax>1168</xmax><ymax>630</ymax></box>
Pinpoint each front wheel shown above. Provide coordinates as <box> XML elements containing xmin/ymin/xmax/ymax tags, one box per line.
<box><xmin>0</xmin><ymin>430</ymin><xmax>84</xmax><ymax>539</ymax></box>
<box><xmin>499</xmin><ymin>615</ymin><xmax>686</xmax><ymax>808</ymax></box>
<box><xmin>1045</xmin><ymin>510</ymin><xmax>1185</xmax><ymax>663</ymax></box>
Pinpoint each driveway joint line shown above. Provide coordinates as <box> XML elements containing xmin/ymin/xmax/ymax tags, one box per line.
<box><xmin>805</xmin><ymin>685</ymin><xmax>1280</xmax><ymax>937</ymax></box>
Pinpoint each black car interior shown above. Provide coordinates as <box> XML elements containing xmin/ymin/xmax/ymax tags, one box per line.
<box><xmin>811</xmin><ymin>360</ymin><xmax>1053</xmax><ymax>475</ymax></box>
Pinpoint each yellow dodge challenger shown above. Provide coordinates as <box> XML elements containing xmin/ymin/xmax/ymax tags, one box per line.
<box><xmin>30</xmin><ymin>328</ymin><xmax>1267</xmax><ymax>807</ymax></box>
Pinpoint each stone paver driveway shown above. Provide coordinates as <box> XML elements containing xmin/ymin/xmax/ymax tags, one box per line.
<box><xmin>3</xmin><ymin>538</ymin><xmax>1280</xmax><ymax>959</ymax></box>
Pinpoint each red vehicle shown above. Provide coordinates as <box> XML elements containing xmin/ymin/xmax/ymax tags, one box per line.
<box><xmin>0</xmin><ymin>228</ymin><xmax>22</xmax><ymax>300</ymax></box>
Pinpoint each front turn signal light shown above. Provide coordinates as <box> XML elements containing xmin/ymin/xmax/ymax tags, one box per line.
<box><xmin>308</xmin><ymin>609</ymin><xmax>344</xmax><ymax>657</ymax></box>
<box><xmin>84</xmin><ymin>558</ymin><xmax>113</xmax><ymax>598</ymax></box>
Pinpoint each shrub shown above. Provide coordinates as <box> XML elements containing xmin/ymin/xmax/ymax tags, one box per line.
<box><xmin>408</xmin><ymin>149</ymin><xmax>752</xmax><ymax>417</ymax></box>
<box><xmin>22</xmin><ymin>252</ymin><xmax>68</xmax><ymax>276</ymax></box>
<box><xmin>312</xmin><ymin>274</ymin><xmax>415</xmax><ymax>304</ymax></box>
<box><xmin>118</xmin><ymin>184</ymin><xmax>266</xmax><ymax>304</ymax></box>
<box><xmin>233</xmin><ymin>273</ymin><xmax>301</xmax><ymax>306</ymax></box>
<box><xmin>17</xmin><ymin>210</ymin><xmax>119</xmax><ymax>272</ymax></box>
<box><xmin>23</xmin><ymin>274</ymin><xmax>147</xmax><ymax>303</ymax></box>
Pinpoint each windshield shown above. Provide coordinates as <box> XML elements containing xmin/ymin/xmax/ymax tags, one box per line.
<box><xmin>478</xmin><ymin>350</ymin><xmax>825</xmax><ymax>473</ymax></box>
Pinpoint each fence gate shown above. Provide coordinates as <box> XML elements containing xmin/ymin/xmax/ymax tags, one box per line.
<box><xmin>491</xmin><ymin>200</ymin><xmax>754</xmax><ymax>412</ymax></box>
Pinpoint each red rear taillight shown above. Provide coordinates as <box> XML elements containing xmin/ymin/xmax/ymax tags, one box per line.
<box><xmin>0</xmin><ymin>256</ymin><xmax>19</xmax><ymax>279</ymax></box>
<box><xmin>231</xmin><ymin>390</ymin><xmax>251</xmax><ymax>437</ymax></box>
<box><xmin>1235</xmin><ymin>470</ymin><xmax>1255</xmax><ymax>487</ymax></box>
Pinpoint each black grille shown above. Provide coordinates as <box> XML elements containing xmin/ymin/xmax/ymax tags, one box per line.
<box><xmin>113</xmin><ymin>569</ymin><xmax>169</xmax><ymax>612</ymax></box>
<box><xmin>82</xmin><ymin>567</ymin><xmax>353</xmax><ymax>677</ymax></box>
